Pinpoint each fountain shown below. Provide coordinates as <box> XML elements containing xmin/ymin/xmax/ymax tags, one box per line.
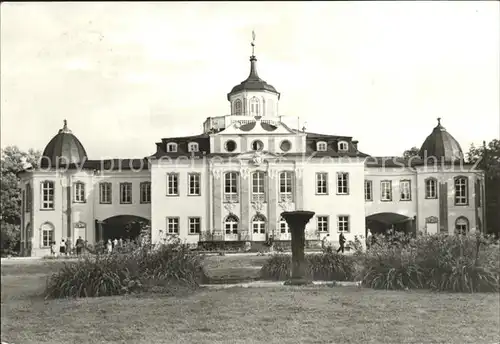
<box><xmin>280</xmin><ymin>210</ymin><xmax>315</xmax><ymax>285</ymax></box>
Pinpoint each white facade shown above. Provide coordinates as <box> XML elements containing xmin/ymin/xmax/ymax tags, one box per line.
<box><xmin>19</xmin><ymin>51</ymin><xmax>486</xmax><ymax>257</ymax></box>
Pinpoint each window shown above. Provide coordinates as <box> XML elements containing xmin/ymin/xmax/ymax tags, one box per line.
<box><xmin>425</xmin><ymin>178</ymin><xmax>438</xmax><ymax>199</ymax></box>
<box><xmin>120</xmin><ymin>183</ymin><xmax>132</xmax><ymax>204</ymax></box>
<box><xmin>188</xmin><ymin>142</ymin><xmax>199</xmax><ymax>152</ymax></box>
<box><xmin>99</xmin><ymin>183</ymin><xmax>112</xmax><ymax>204</ymax></box>
<box><xmin>279</xmin><ymin>171</ymin><xmax>294</xmax><ymax>202</ymax></box>
<box><xmin>188</xmin><ymin>173</ymin><xmax>201</xmax><ymax>196</ymax></box>
<box><xmin>252</xmin><ymin>172</ymin><xmax>265</xmax><ymax>202</ymax></box>
<box><xmin>364</xmin><ymin>180</ymin><xmax>373</xmax><ymax>201</ymax></box>
<box><xmin>224</xmin><ymin>172</ymin><xmax>239</xmax><ymax>202</ymax></box>
<box><xmin>316</xmin><ymin>141</ymin><xmax>327</xmax><ymax>151</ymax></box>
<box><xmin>317</xmin><ymin>216</ymin><xmax>329</xmax><ymax>233</ymax></box>
<box><xmin>40</xmin><ymin>181</ymin><xmax>55</xmax><ymax>210</ymax></box>
<box><xmin>250</xmin><ymin>97</ymin><xmax>260</xmax><ymax>116</ymax></box>
<box><xmin>41</xmin><ymin>222</ymin><xmax>54</xmax><ymax>247</ymax></box>
<box><xmin>381</xmin><ymin>181</ymin><xmax>392</xmax><ymax>201</ymax></box>
<box><xmin>166</xmin><ymin>142</ymin><xmax>177</xmax><ymax>152</ymax></box>
<box><xmin>234</xmin><ymin>99</ymin><xmax>242</xmax><ymax>115</ymax></box>
<box><xmin>74</xmin><ymin>182</ymin><xmax>86</xmax><ymax>203</ymax></box>
<box><xmin>140</xmin><ymin>182</ymin><xmax>151</xmax><ymax>203</ymax></box>
<box><xmin>400</xmin><ymin>180</ymin><xmax>411</xmax><ymax>201</ymax></box>
<box><xmin>279</xmin><ymin>217</ymin><xmax>290</xmax><ymax>233</ymax></box>
<box><xmin>167</xmin><ymin>173</ymin><xmax>179</xmax><ymax>196</ymax></box>
<box><xmin>455</xmin><ymin>217</ymin><xmax>469</xmax><ymax>235</ymax></box>
<box><xmin>251</xmin><ymin>140</ymin><xmax>264</xmax><ymax>151</ymax></box>
<box><xmin>316</xmin><ymin>172</ymin><xmax>328</xmax><ymax>195</ymax></box>
<box><xmin>252</xmin><ymin>214</ymin><xmax>266</xmax><ymax>234</ymax></box>
<box><xmin>337</xmin><ymin>216</ymin><xmax>350</xmax><ymax>233</ymax></box>
<box><xmin>189</xmin><ymin>217</ymin><xmax>201</xmax><ymax>235</ymax></box>
<box><xmin>338</xmin><ymin>141</ymin><xmax>349</xmax><ymax>152</ymax></box>
<box><xmin>225</xmin><ymin>140</ymin><xmax>237</xmax><ymax>152</ymax></box>
<box><xmin>167</xmin><ymin>217</ymin><xmax>179</xmax><ymax>234</ymax></box>
<box><xmin>25</xmin><ymin>184</ymin><xmax>32</xmax><ymax>212</ymax></box>
<box><xmin>336</xmin><ymin>172</ymin><xmax>349</xmax><ymax>195</ymax></box>
<box><xmin>224</xmin><ymin>214</ymin><xmax>239</xmax><ymax>235</ymax></box>
<box><xmin>454</xmin><ymin>177</ymin><xmax>468</xmax><ymax>205</ymax></box>
<box><xmin>280</xmin><ymin>140</ymin><xmax>291</xmax><ymax>152</ymax></box>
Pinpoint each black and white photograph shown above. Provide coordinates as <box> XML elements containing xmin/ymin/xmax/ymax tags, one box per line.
<box><xmin>1</xmin><ymin>2</ymin><xmax>499</xmax><ymax>343</ymax></box>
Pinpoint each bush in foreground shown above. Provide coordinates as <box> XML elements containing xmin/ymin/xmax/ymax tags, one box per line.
<box><xmin>260</xmin><ymin>251</ymin><xmax>358</xmax><ymax>281</ymax></box>
<box><xmin>45</xmin><ymin>242</ymin><xmax>208</xmax><ymax>299</ymax></box>
<box><xmin>359</xmin><ymin>232</ymin><xmax>500</xmax><ymax>292</ymax></box>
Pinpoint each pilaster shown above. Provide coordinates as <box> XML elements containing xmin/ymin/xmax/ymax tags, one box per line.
<box><xmin>213</xmin><ymin>169</ymin><xmax>222</xmax><ymax>233</ymax></box>
<box><xmin>439</xmin><ymin>181</ymin><xmax>448</xmax><ymax>233</ymax></box>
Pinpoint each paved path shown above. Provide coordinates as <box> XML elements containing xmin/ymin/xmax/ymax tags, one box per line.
<box><xmin>200</xmin><ymin>280</ymin><xmax>362</xmax><ymax>289</ymax></box>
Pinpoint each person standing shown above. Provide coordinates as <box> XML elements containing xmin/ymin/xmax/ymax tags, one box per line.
<box><xmin>65</xmin><ymin>238</ymin><xmax>71</xmax><ymax>256</ymax></box>
<box><xmin>50</xmin><ymin>241</ymin><xmax>57</xmax><ymax>257</ymax></box>
<box><xmin>366</xmin><ymin>229</ymin><xmax>373</xmax><ymax>250</ymax></box>
<box><xmin>106</xmin><ymin>239</ymin><xmax>113</xmax><ymax>254</ymax></box>
<box><xmin>59</xmin><ymin>239</ymin><xmax>66</xmax><ymax>256</ymax></box>
<box><xmin>337</xmin><ymin>232</ymin><xmax>346</xmax><ymax>254</ymax></box>
<box><xmin>113</xmin><ymin>238</ymin><xmax>118</xmax><ymax>250</ymax></box>
<box><xmin>75</xmin><ymin>236</ymin><xmax>84</xmax><ymax>256</ymax></box>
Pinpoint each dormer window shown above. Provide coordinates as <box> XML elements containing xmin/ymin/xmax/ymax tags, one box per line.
<box><xmin>234</xmin><ymin>99</ymin><xmax>242</xmax><ymax>116</ymax></box>
<box><xmin>316</xmin><ymin>141</ymin><xmax>327</xmax><ymax>152</ymax></box>
<box><xmin>166</xmin><ymin>142</ymin><xmax>178</xmax><ymax>153</ymax></box>
<box><xmin>338</xmin><ymin>141</ymin><xmax>349</xmax><ymax>152</ymax></box>
<box><xmin>188</xmin><ymin>142</ymin><xmax>199</xmax><ymax>152</ymax></box>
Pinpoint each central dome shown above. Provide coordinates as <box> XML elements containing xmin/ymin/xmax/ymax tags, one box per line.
<box><xmin>41</xmin><ymin>120</ymin><xmax>88</xmax><ymax>167</ymax></box>
<box><xmin>419</xmin><ymin>118</ymin><xmax>463</xmax><ymax>162</ymax></box>
<box><xmin>227</xmin><ymin>55</ymin><xmax>280</xmax><ymax>100</ymax></box>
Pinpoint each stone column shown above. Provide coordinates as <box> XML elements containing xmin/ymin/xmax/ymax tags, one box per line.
<box><xmin>281</xmin><ymin>210</ymin><xmax>315</xmax><ymax>286</ymax></box>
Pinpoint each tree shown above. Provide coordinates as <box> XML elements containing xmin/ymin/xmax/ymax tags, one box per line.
<box><xmin>402</xmin><ymin>147</ymin><xmax>420</xmax><ymax>160</ymax></box>
<box><xmin>467</xmin><ymin>139</ymin><xmax>500</xmax><ymax>237</ymax></box>
<box><xmin>0</xmin><ymin>146</ymin><xmax>41</xmax><ymax>255</ymax></box>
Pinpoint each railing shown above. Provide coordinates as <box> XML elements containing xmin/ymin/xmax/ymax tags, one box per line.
<box><xmin>251</xmin><ymin>193</ymin><xmax>266</xmax><ymax>203</ymax></box>
<box><xmin>278</xmin><ymin>193</ymin><xmax>293</xmax><ymax>203</ymax></box>
<box><xmin>224</xmin><ymin>193</ymin><xmax>239</xmax><ymax>203</ymax></box>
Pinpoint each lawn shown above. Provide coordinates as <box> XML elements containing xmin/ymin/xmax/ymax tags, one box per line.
<box><xmin>1</xmin><ymin>256</ymin><xmax>499</xmax><ymax>344</ymax></box>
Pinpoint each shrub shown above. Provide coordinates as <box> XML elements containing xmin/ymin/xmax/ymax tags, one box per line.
<box><xmin>359</xmin><ymin>232</ymin><xmax>500</xmax><ymax>292</ymax></box>
<box><xmin>45</xmin><ymin>241</ymin><xmax>208</xmax><ymax>299</ymax></box>
<box><xmin>260</xmin><ymin>252</ymin><xmax>358</xmax><ymax>281</ymax></box>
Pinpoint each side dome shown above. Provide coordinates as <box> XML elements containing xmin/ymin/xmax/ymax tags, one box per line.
<box><xmin>41</xmin><ymin>120</ymin><xmax>88</xmax><ymax>167</ymax></box>
<box><xmin>227</xmin><ymin>55</ymin><xmax>280</xmax><ymax>100</ymax></box>
<box><xmin>418</xmin><ymin>118</ymin><xmax>464</xmax><ymax>162</ymax></box>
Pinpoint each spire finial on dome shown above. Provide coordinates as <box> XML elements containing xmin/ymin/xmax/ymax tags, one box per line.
<box><xmin>437</xmin><ymin>117</ymin><xmax>441</xmax><ymax>125</ymax></box>
<box><xmin>251</xmin><ymin>30</ymin><xmax>256</xmax><ymax>57</ymax></box>
<box><xmin>59</xmin><ymin>119</ymin><xmax>72</xmax><ymax>134</ymax></box>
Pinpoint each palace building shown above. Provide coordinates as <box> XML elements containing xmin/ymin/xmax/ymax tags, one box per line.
<box><xmin>18</xmin><ymin>43</ymin><xmax>486</xmax><ymax>257</ymax></box>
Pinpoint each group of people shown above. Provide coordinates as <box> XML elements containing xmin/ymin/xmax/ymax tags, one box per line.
<box><xmin>105</xmin><ymin>238</ymin><xmax>123</xmax><ymax>253</ymax></box>
<box><xmin>321</xmin><ymin>229</ymin><xmax>375</xmax><ymax>253</ymax></box>
<box><xmin>321</xmin><ymin>232</ymin><xmax>348</xmax><ymax>253</ymax></box>
<box><xmin>49</xmin><ymin>236</ymin><xmax>86</xmax><ymax>257</ymax></box>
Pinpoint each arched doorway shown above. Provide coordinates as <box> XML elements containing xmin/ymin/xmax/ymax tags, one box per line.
<box><xmin>366</xmin><ymin>212</ymin><xmax>414</xmax><ymax>236</ymax></box>
<box><xmin>96</xmin><ymin>215</ymin><xmax>150</xmax><ymax>242</ymax></box>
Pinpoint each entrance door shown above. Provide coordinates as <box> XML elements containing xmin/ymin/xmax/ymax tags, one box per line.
<box><xmin>426</xmin><ymin>223</ymin><xmax>438</xmax><ymax>235</ymax></box>
<box><xmin>74</xmin><ymin>222</ymin><xmax>87</xmax><ymax>241</ymax></box>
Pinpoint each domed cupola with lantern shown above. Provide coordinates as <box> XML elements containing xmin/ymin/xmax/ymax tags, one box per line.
<box><xmin>41</xmin><ymin>119</ymin><xmax>88</xmax><ymax>167</ymax></box>
<box><xmin>418</xmin><ymin>118</ymin><xmax>464</xmax><ymax>162</ymax></box>
<box><xmin>227</xmin><ymin>31</ymin><xmax>280</xmax><ymax>119</ymax></box>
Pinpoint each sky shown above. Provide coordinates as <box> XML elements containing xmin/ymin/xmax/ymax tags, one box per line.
<box><xmin>1</xmin><ymin>1</ymin><xmax>499</xmax><ymax>159</ymax></box>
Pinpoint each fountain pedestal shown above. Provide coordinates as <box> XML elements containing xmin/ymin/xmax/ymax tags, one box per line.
<box><xmin>280</xmin><ymin>210</ymin><xmax>315</xmax><ymax>286</ymax></box>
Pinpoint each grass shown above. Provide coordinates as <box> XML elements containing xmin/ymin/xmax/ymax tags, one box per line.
<box><xmin>2</xmin><ymin>256</ymin><xmax>500</xmax><ymax>344</ymax></box>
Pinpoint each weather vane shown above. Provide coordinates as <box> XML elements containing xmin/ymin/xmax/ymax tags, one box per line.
<box><xmin>251</xmin><ymin>30</ymin><xmax>256</xmax><ymax>56</ymax></box>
